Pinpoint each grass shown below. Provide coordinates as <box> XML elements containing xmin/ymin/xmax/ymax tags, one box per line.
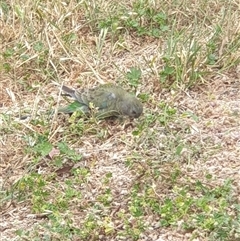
<box><xmin>1</xmin><ymin>0</ymin><xmax>240</xmax><ymax>240</ymax></box>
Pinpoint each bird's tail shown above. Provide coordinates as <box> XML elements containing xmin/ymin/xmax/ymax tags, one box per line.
<box><xmin>62</xmin><ymin>85</ymin><xmax>76</xmax><ymax>98</ymax></box>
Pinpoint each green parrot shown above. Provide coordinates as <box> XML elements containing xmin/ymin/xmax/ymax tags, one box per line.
<box><xmin>59</xmin><ymin>84</ymin><xmax>143</xmax><ymax>118</ymax></box>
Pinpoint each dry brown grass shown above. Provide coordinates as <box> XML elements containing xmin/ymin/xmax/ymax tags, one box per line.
<box><xmin>1</xmin><ymin>0</ymin><xmax>240</xmax><ymax>240</ymax></box>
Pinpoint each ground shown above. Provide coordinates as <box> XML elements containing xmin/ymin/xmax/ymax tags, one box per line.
<box><xmin>0</xmin><ymin>0</ymin><xmax>240</xmax><ymax>240</ymax></box>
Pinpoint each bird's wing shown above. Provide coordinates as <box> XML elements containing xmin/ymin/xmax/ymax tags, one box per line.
<box><xmin>62</xmin><ymin>85</ymin><xmax>119</xmax><ymax>110</ymax></box>
<box><xmin>82</xmin><ymin>87</ymin><xmax>118</xmax><ymax>110</ymax></box>
<box><xmin>57</xmin><ymin>100</ymin><xmax>89</xmax><ymax>114</ymax></box>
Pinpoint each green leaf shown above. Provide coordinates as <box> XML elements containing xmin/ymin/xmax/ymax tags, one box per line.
<box><xmin>33</xmin><ymin>137</ymin><xmax>52</xmax><ymax>157</ymax></box>
<box><xmin>126</xmin><ymin>67</ymin><xmax>142</xmax><ymax>87</ymax></box>
<box><xmin>33</xmin><ymin>41</ymin><xmax>44</xmax><ymax>52</ymax></box>
<box><xmin>175</xmin><ymin>144</ymin><xmax>183</xmax><ymax>156</ymax></box>
<box><xmin>57</xmin><ymin>142</ymin><xmax>82</xmax><ymax>162</ymax></box>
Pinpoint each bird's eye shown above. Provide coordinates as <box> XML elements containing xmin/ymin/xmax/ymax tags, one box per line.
<box><xmin>131</xmin><ymin>110</ymin><xmax>137</xmax><ymax>116</ymax></box>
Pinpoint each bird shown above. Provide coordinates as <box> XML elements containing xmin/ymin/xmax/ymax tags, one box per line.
<box><xmin>59</xmin><ymin>84</ymin><xmax>143</xmax><ymax>119</ymax></box>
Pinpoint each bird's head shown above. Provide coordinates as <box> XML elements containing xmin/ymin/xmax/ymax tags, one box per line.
<box><xmin>119</xmin><ymin>97</ymin><xmax>143</xmax><ymax>118</ymax></box>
